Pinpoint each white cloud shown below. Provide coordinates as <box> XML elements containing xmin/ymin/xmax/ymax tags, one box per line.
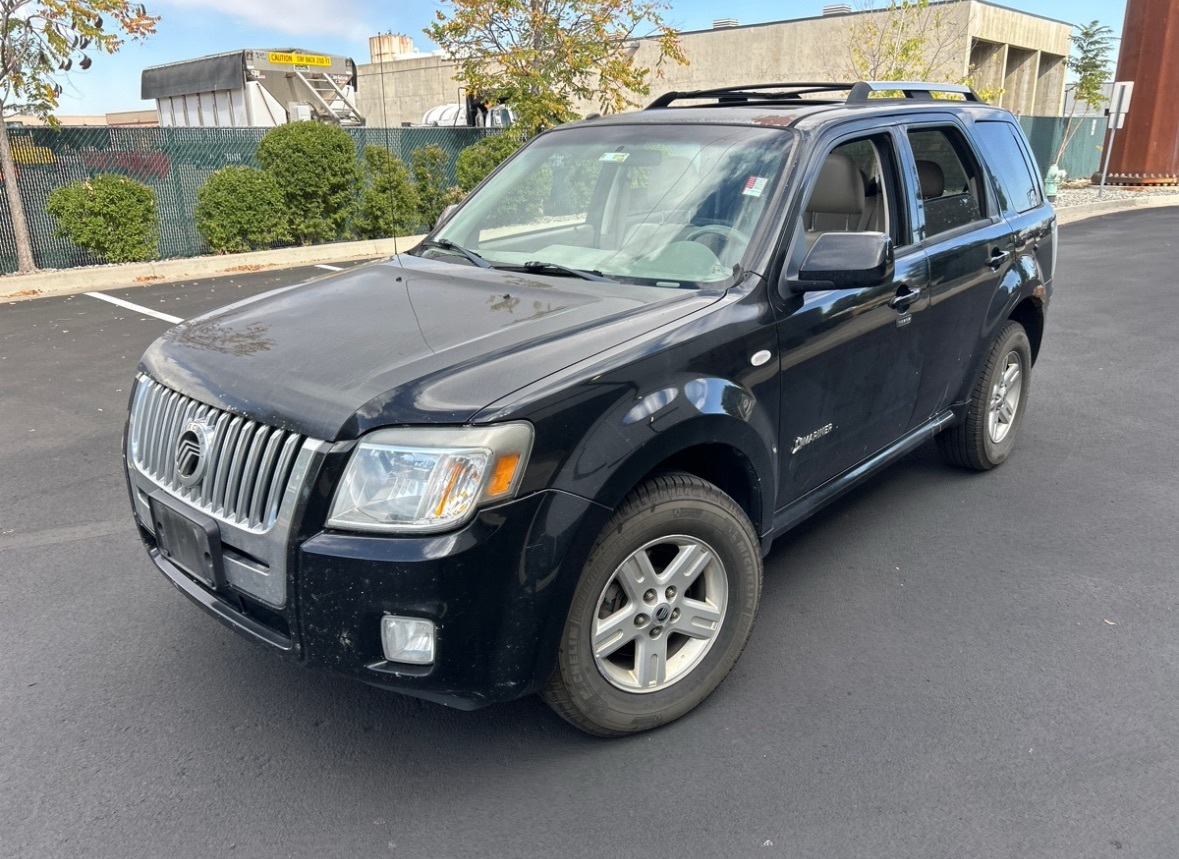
<box><xmin>156</xmin><ymin>0</ymin><xmax>374</xmax><ymax>41</ymax></box>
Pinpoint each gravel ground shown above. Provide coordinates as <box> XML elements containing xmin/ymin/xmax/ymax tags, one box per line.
<box><xmin>1053</xmin><ymin>183</ymin><xmax>1179</xmax><ymax>207</ymax></box>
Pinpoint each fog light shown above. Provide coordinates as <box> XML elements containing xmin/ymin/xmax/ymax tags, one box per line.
<box><xmin>381</xmin><ymin>616</ymin><xmax>436</xmax><ymax>665</ymax></box>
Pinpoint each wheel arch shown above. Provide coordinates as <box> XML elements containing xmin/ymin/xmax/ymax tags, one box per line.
<box><xmin>1008</xmin><ymin>296</ymin><xmax>1045</xmax><ymax>364</ymax></box>
<box><xmin>584</xmin><ymin>417</ymin><xmax>773</xmax><ymax>538</ymax></box>
<box><xmin>526</xmin><ymin>416</ymin><xmax>775</xmax><ymax>694</ymax></box>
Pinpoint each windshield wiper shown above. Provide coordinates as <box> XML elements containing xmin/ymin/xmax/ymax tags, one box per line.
<box><xmin>418</xmin><ymin>238</ymin><xmax>493</xmax><ymax>269</ymax></box>
<box><xmin>521</xmin><ymin>261</ymin><xmax>616</xmax><ymax>283</ymax></box>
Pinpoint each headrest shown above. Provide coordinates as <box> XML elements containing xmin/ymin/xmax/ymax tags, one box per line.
<box><xmin>806</xmin><ymin>154</ymin><xmax>865</xmax><ymax>216</ymax></box>
<box><xmin>916</xmin><ymin>160</ymin><xmax>945</xmax><ymax>198</ymax></box>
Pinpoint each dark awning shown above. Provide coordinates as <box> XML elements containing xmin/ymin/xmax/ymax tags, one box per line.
<box><xmin>141</xmin><ymin>52</ymin><xmax>246</xmax><ymax>100</ymax></box>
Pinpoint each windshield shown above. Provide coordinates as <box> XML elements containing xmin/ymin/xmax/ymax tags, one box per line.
<box><xmin>422</xmin><ymin>123</ymin><xmax>794</xmax><ymax>288</ymax></box>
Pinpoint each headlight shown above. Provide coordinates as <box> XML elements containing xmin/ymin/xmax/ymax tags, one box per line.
<box><xmin>326</xmin><ymin>423</ymin><xmax>534</xmax><ymax>533</ymax></box>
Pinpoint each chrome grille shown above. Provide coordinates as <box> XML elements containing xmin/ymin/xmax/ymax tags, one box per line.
<box><xmin>129</xmin><ymin>376</ymin><xmax>305</xmax><ymax>532</ymax></box>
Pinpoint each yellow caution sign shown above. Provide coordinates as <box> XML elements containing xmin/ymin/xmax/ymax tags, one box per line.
<box><xmin>267</xmin><ymin>52</ymin><xmax>332</xmax><ymax>67</ymax></box>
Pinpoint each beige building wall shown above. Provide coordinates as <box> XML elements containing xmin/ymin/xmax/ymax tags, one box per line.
<box><xmin>356</xmin><ymin>0</ymin><xmax>1071</xmax><ymax>127</ymax></box>
<box><xmin>611</xmin><ymin>2</ymin><xmax>973</xmax><ymax>101</ymax></box>
<box><xmin>356</xmin><ymin>53</ymin><xmax>465</xmax><ymax>126</ymax></box>
<box><xmin>6</xmin><ymin>110</ymin><xmax>157</xmax><ymax>127</ymax></box>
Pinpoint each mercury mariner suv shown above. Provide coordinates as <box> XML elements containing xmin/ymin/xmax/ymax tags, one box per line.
<box><xmin>124</xmin><ymin>81</ymin><xmax>1055</xmax><ymax>736</ymax></box>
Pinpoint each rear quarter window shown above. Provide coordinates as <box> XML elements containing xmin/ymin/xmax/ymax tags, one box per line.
<box><xmin>973</xmin><ymin>121</ymin><xmax>1044</xmax><ymax>214</ymax></box>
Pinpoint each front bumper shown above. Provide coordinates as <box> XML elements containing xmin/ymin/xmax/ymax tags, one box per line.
<box><xmin>131</xmin><ymin>471</ymin><xmax>601</xmax><ymax>709</ymax></box>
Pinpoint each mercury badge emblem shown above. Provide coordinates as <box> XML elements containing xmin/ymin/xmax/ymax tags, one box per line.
<box><xmin>175</xmin><ymin>417</ymin><xmax>217</xmax><ymax>489</ymax></box>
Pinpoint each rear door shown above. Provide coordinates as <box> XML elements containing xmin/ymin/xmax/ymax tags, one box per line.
<box><xmin>900</xmin><ymin>121</ymin><xmax>1016</xmax><ymax>420</ymax></box>
<box><xmin>971</xmin><ymin>118</ymin><xmax>1056</xmax><ymax>293</ymax></box>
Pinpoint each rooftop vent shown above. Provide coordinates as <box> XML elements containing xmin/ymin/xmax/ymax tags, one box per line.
<box><xmin>823</xmin><ymin>4</ymin><xmax>852</xmax><ymax>14</ymax></box>
<box><xmin>712</xmin><ymin>18</ymin><xmax>739</xmax><ymax>28</ymax></box>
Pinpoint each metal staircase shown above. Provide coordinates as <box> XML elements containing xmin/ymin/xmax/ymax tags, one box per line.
<box><xmin>293</xmin><ymin>70</ymin><xmax>365</xmax><ymax>126</ymax></box>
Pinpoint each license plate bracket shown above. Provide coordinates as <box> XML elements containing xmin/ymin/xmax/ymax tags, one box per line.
<box><xmin>149</xmin><ymin>491</ymin><xmax>224</xmax><ymax>590</ymax></box>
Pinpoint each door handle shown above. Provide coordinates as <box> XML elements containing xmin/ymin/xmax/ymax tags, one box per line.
<box><xmin>889</xmin><ymin>285</ymin><xmax>922</xmax><ymax>310</ymax></box>
<box><xmin>988</xmin><ymin>248</ymin><xmax>1012</xmax><ymax>270</ymax></box>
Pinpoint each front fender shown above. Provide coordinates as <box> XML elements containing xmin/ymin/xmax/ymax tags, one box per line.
<box><xmin>554</xmin><ymin>383</ymin><xmax>776</xmax><ymax>532</ymax></box>
<box><xmin>521</xmin><ymin>378</ymin><xmax>778</xmax><ymax>693</ymax></box>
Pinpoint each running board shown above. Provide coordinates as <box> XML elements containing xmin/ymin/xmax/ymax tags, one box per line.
<box><xmin>763</xmin><ymin>410</ymin><xmax>956</xmax><ymax>551</ymax></box>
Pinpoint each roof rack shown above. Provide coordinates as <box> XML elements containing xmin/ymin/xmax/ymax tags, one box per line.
<box><xmin>647</xmin><ymin>80</ymin><xmax>981</xmax><ymax>110</ymax></box>
<box><xmin>846</xmin><ymin>81</ymin><xmax>981</xmax><ymax>103</ymax></box>
<box><xmin>646</xmin><ymin>83</ymin><xmax>854</xmax><ymax>109</ymax></box>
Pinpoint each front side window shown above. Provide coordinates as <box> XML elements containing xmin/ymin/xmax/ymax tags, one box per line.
<box><xmin>796</xmin><ymin>134</ymin><xmax>903</xmax><ymax>256</ymax></box>
<box><xmin>424</xmin><ymin>124</ymin><xmax>794</xmax><ymax>288</ymax></box>
<box><xmin>907</xmin><ymin>126</ymin><xmax>987</xmax><ymax>239</ymax></box>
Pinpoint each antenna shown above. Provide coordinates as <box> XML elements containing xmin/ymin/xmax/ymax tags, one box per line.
<box><xmin>377</xmin><ymin>30</ymin><xmax>405</xmax><ymax>269</ymax></box>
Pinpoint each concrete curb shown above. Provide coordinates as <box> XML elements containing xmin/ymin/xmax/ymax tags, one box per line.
<box><xmin>3</xmin><ymin>194</ymin><xmax>1178</xmax><ymax>303</ymax></box>
<box><xmin>1054</xmin><ymin>193</ymin><xmax>1179</xmax><ymax>225</ymax></box>
<box><xmin>0</xmin><ymin>233</ymin><xmax>425</xmax><ymax>302</ymax></box>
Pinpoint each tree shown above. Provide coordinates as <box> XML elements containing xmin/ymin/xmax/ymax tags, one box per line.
<box><xmin>1051</xmin><ymin>21</ymin><xmax>1113</xmax><ymax>168</ymax></box>
<box><xmin>455</xmin><ymin>132</ymin><xmax>521</xmax><ymax>192</ymax></box>
<box><xmin>410</xmin><ymin>143</ymin><xmax>456</xmax><ymax>230</ymax></box>
<box><xmin>838</xmin><ymin>0</ymin><xmax>1002</xmax><ymax>102</ymax></box>
<box><xmin>255</xmin><ymin>121</ymin><xmax>360</xmax><ymax>245</ymax></box>
<box><xmin>0</xmin><ymin>1</ymin><xmax>159</xmax><ymax>274</ymax></box>
<box><xmin>426</xmin><ymin>0</ymin><xmax>687</xmax><ymax>135</ymax></box>
<box><xmin>195</xmin><ymin>166</ymin><xmax>290</xmax><ymax>254</ymax></box>
<box><xmin>353</xmin><ymin>146</ymin><xmax>419</xmax><ymax>240</ymax></box>
<box><xmin>46</xmin><ymin>173</ymin><xmax>156</xmax><ymax>262</ymax></box>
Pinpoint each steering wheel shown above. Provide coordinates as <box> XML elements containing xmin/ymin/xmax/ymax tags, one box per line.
<box><xmin>683</xmin><ymin>224</ymin><xmax>750</xmax><ymax>261</ymax></box>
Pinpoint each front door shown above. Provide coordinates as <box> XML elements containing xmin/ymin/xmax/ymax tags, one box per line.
<box><xmin>773</xmin><ymin>133</ymin><xmax>931</xmax><ymax>505</ymax></box>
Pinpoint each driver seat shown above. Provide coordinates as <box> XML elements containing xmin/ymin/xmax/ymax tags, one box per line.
<box><xmin>804</xmin><ymin>153</ymin><xmax>867</xmax><ymax>246</ymax></box>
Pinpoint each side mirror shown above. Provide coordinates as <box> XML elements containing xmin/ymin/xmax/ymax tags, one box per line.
<box><xmin>435</xmin><ymin>203</ymin><xmax>460</xmax><ymax>229</ymax></box>
<box><xmin>789</xmin><ymin>232</ymin><xmax>894</xmax><ymax>293</ymax></box>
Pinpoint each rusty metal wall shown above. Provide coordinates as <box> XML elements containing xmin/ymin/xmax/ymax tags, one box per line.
<box><xmin>1106</xmin><ymin>0</ymin><xmax>1179</xmax><ymax>185</ymax></box>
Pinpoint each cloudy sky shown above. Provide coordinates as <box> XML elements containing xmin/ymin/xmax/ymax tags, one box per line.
<box><xmin>53</xmin><ymin>0</ymin><xmax>1129</xmax><ymax>117</ymax></box>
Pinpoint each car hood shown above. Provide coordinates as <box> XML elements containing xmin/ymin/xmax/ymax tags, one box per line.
<box><xmin>141</xmin><ymin>255</ymin><xmax>721</xmax><ymax>440</ymax></box>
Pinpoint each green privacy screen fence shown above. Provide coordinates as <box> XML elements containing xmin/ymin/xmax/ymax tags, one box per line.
<box><xmin>1018</xmin><ymin>114</ymin><xmax>1108</xmax><ymax>181</ymax></box>
<box><xmin>0</xmin><ymin>116</ymin><xmax>1106</xmax><ymax>275</ymax></box>
<box><xmin>0</xmin><ymin>125</ymin><xmax>492</xmax><ymax>274</ymax></box>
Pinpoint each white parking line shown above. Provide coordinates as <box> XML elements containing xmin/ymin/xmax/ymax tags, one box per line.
<box><xmin>315</xmin><ymin>264</ymin><xmax>344</xmax><ymax>271</ymax></box>
<box><xmin>85</xmin><ymin>292</ymin><xmax>184</xmax><ymax>324</ymax></box>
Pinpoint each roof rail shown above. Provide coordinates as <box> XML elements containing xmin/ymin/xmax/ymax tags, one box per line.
<box><xmin>647</xmin><ymin>80</ymin><xmax>982</xmax><ymax>110</ymax></box>
<box><xmin>846</xmin><ymin>81</ymin><xmax>981</xmax><ymax>103</ymax></box>
<box><xmin>647</xmin><ymin>82</ymin><xmax>854</xmax><ymax>109</ymax></box>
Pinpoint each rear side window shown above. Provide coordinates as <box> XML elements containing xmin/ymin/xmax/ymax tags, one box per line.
<box><xmin>907</xmin><ymin>126</ymin><xmax>987</xmax><ymax>239</ymax></box>
<box><xmin>973</xmin><ymin>121</ymin><xmax>1043</xmax><ymax>214</ymax></box>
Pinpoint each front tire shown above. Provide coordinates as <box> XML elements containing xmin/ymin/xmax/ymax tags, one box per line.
<box><xmin>542</xmin><ymin>473</ymin><xmax>762</xmax><ymax>737</ymax></box>
<box><xmin>938</xmin><ymin>320</ymin><xmax>1032</xmax><ymax>470</ymax></box>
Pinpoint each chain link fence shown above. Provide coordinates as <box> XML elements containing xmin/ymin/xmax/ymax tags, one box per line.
<box><xmin>1</xmin><ymin>117</ymin><xmax>1109</xmax><ymax>275</ymax></box>
<box><xmin>1</xmin><ymin>125</ymin><xmax>493</xmax><ymax>274</ymax></box>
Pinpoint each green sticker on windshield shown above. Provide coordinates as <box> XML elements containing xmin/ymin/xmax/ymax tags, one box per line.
<box><xmin>599</xmin><ymin>152</ymin><xmax>630</xmax><ymax>163</ymax></box>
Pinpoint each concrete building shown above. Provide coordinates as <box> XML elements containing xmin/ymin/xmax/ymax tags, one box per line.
<box><xmin>7</xmin><ymin>109</ymin><xmax>158</xmax><ymax>127</ymax></box>
<box><xmin>356</xmin><ymin>0</ymin><xmax>1072</xmax><ymax>127</ymax></box>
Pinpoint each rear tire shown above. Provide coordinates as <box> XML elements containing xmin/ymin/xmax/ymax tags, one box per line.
<box><xmin>938</xmin><ymin>320</ymin><xmax>1032</xmax><ymax>470</ymax></box>
<box><xmin>542</xmin><ymin>473</ymin><xmax>761</xmax><ymax>737</ymax></box>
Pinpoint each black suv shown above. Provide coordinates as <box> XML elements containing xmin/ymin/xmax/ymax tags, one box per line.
<box><xmin>125</xmin><ymin>81</ymin><xmax>1054</xmax><ymax>736</ymax></box>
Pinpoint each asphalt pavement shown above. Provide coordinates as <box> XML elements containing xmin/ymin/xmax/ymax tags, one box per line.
<box><xmin>1</xmin><ymin>213</ymin><xmax>1177</xmax><ymax>858</ymax></box>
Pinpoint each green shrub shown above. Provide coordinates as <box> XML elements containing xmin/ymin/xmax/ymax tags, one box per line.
<box><xmin>411</xmin><ymin>143</ymin><xmax>453</xmax><ymax>229</ymax></box>
<box><xmin>195</xmin><ymin>166</ymin><xmax>290</xmax><ymax>253</ymax></box>
<box><xmin>353</xmin><ymin>147</ymin><xmax>419</xmax><ymax>240</ymax></box>
<box><xmin>455</xmin><ymin>133</ymin><xmax>521</xmax><ymax>192</ymax></box>
<box><xmin>46</xmin><ymin>174</ymin><xmax>157</xmax><ymax>263</ymax></box>
<box><xmin>256</xmin><ymin>121</ymin><xmax>359</xmax><ymax>244</ymax></box>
